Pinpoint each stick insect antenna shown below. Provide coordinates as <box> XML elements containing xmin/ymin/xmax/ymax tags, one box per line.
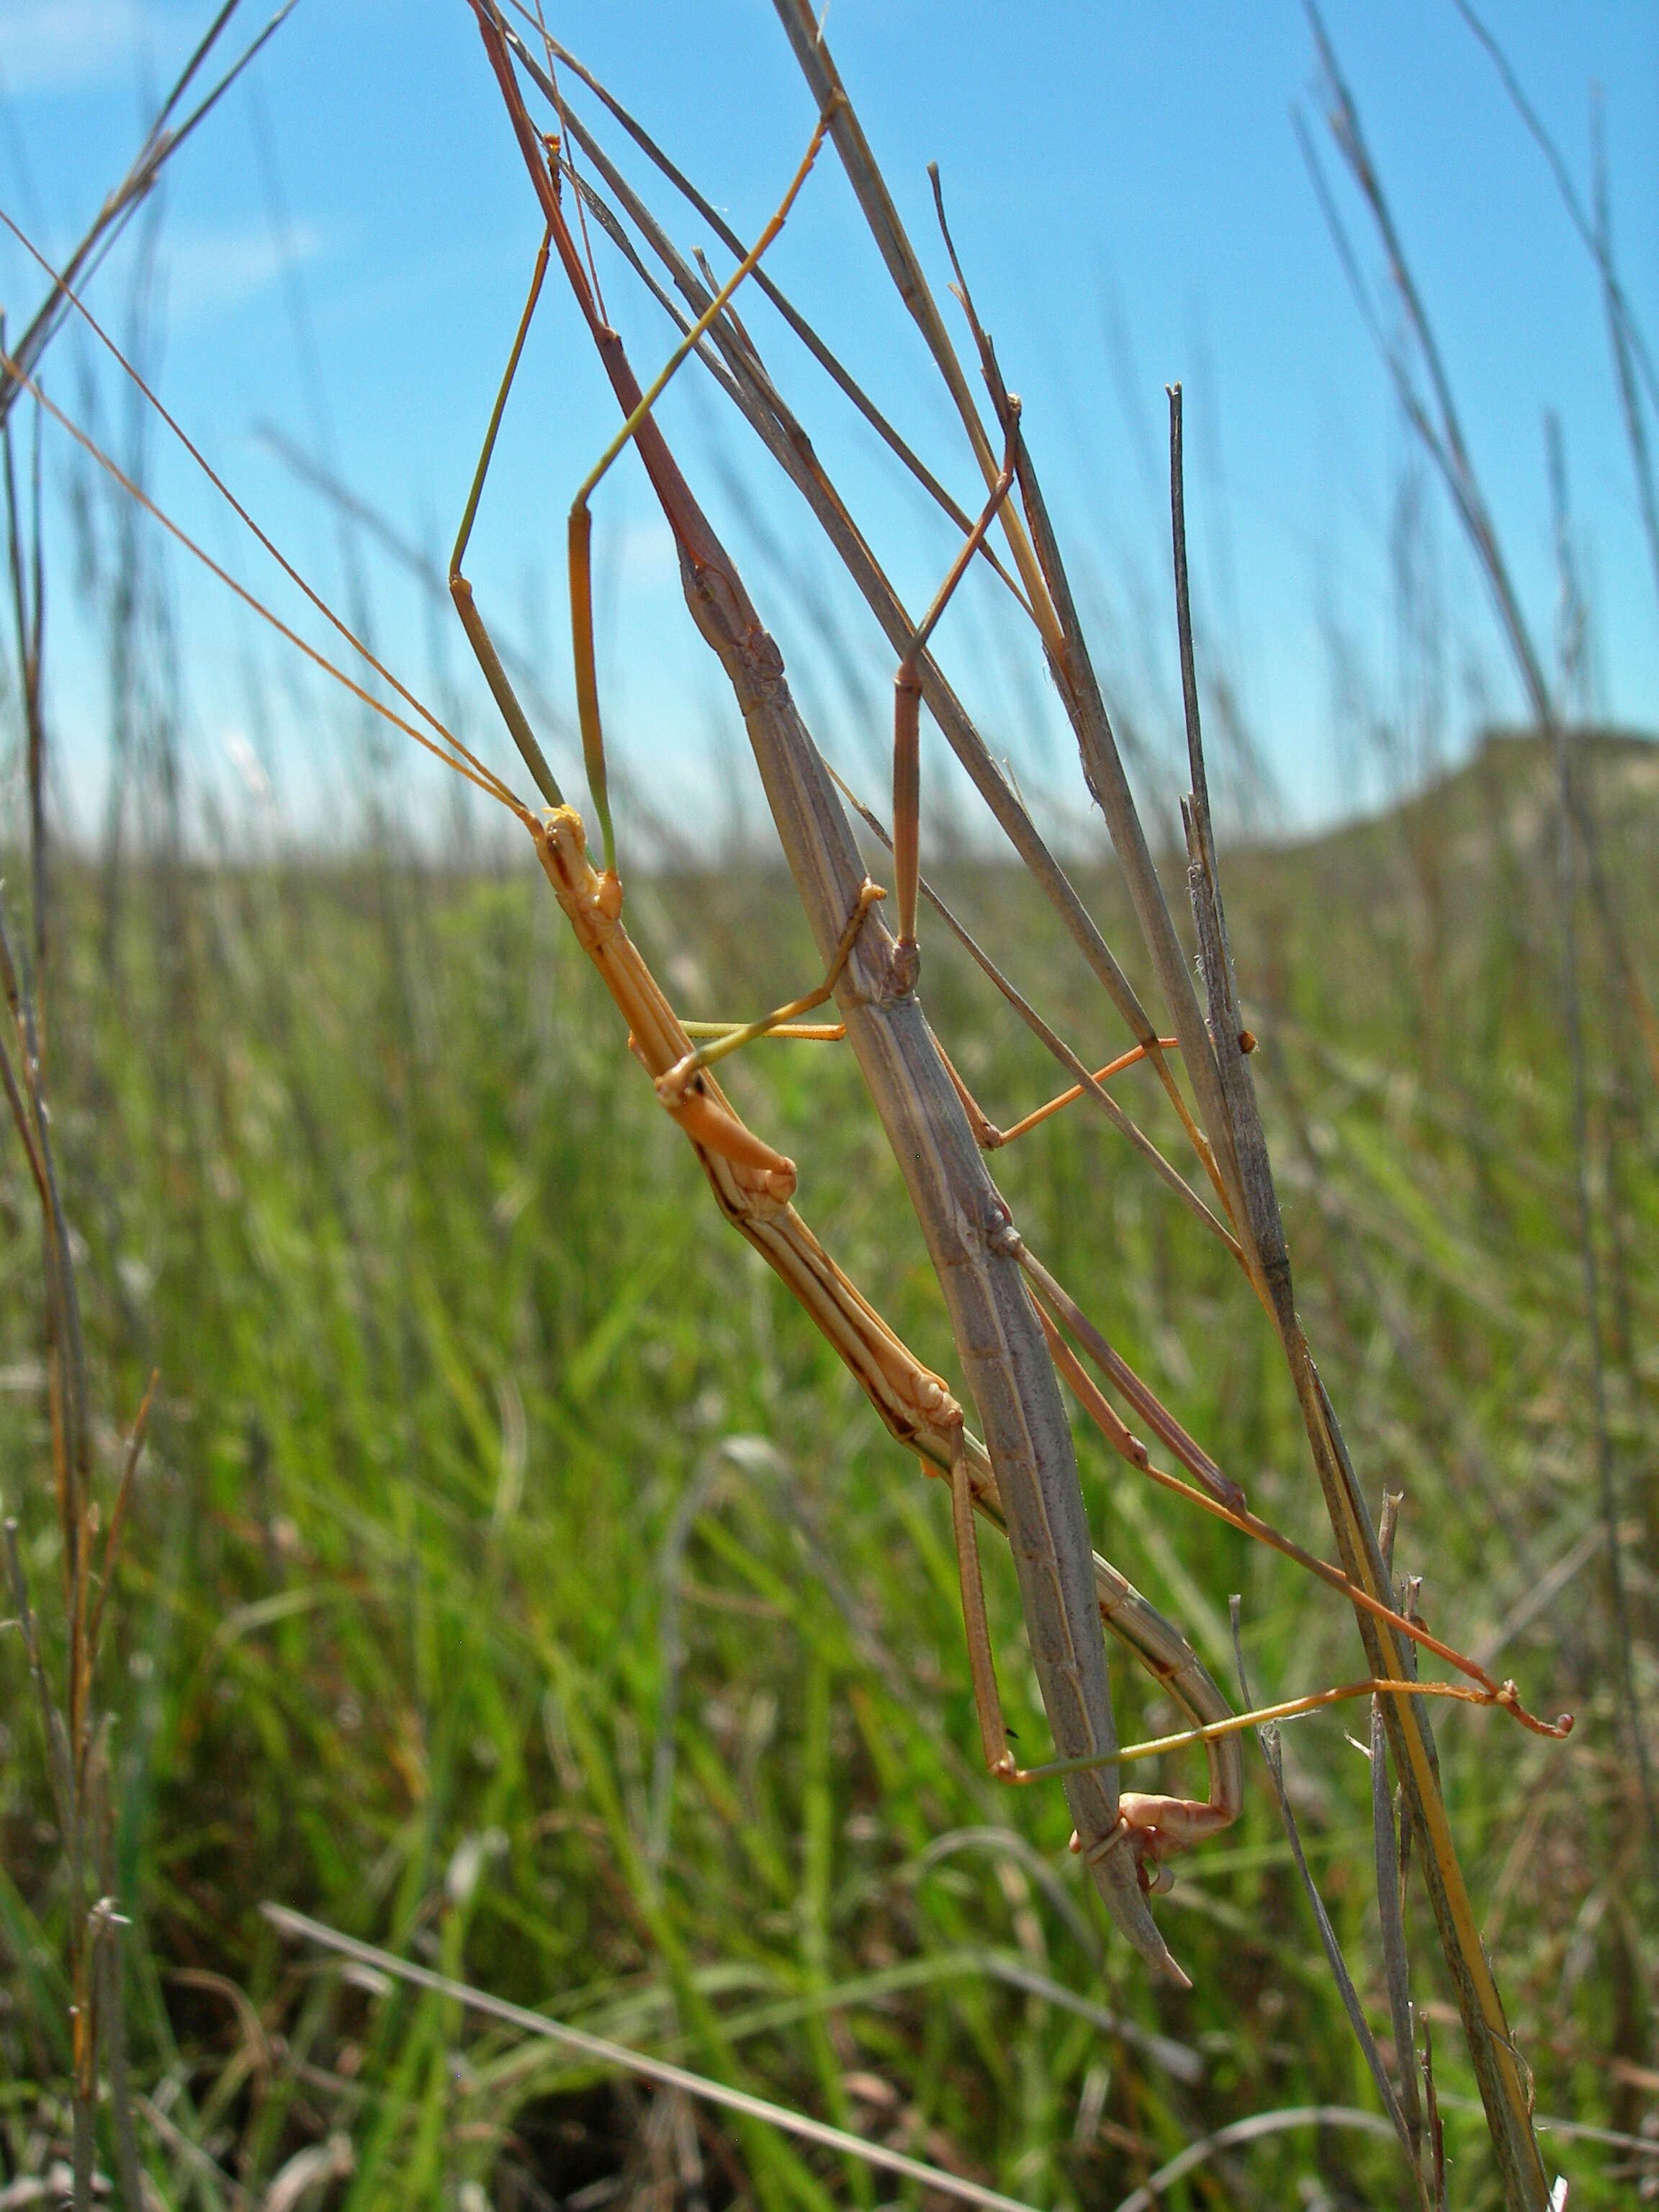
<box><xmin>0</xmin><ymin>347</ymin><xmax>523</xmax><ymax>814</ymax></box>
<box><xmin>0</xmin><ymin>208</ymin><xmax>523</xmax><ymax>816</ymax></box>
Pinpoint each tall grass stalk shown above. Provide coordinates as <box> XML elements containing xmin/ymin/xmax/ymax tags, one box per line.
<box><xmin>0</xmin><ymin>405</ymin><xmax>155</xmax><ymax>2211</ymax></box>
<box><xmin>1303</xmin><ymin>0</ymin><xmax>1659</xmax><ymax>1905</ymax></box>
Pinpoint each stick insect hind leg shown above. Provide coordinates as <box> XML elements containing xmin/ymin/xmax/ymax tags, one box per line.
<box><xmin>945</xmin><ymin>1414</ymin><xmax>1244</xmax><ymax>1908</ymax></box>
<box><xmin>888</xmin><ymin>406</ymin><xmax>1022</xmax><ymax>996</ymax></box>
<box><xmin>947</xmin><ymin>1399</ymin><xmax>1238</xmax><ymax>1903</ymax></box>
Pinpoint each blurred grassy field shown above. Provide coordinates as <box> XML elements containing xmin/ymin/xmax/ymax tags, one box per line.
<box><xmin>1</xmin><ymin>728</ymin><xmax>1655</xmax><ymax>2207</ymax></box>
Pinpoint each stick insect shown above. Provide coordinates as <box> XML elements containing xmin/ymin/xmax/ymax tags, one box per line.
<box><xmin>0</xmin><ymin>4</ymin><xmax>1569</xmax><ymax>1995</ymax></box>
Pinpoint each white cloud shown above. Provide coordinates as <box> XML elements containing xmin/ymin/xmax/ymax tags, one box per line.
<box><xmin>162</xmin><ymin>217</ymin><xmax>323</xmax><ymax>324</ymax></box>
<box><xmin>0</xmin><ymin>0</ymin><xmax>189</xmax><ymax>97</ymax></box>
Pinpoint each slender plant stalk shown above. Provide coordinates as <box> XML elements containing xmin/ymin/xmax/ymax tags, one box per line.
<box><xmin>0</xmin><ymin>258</ymin><xmax>160</xmax><ymax>2202</ymax></box>
<box><xmin>0</xmin><ymin>0</ymin><xmax>295</xmax><ymax>430</ymax></box>
<box><xmin>1452</xmin><ymin>1</ymin><xmax>1659</xmax><ymax>633</ymax></box>
<box><xmin>1544</xmin><ymin>417</ymin><xmax>1659</xmax><ymax>1885</ymax></box>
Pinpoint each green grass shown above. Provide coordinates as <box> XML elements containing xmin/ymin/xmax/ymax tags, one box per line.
<box><xmin>1</xmin><ymin>730</ymin><xmax>1655</xmax><ymax>2207</ymax></box>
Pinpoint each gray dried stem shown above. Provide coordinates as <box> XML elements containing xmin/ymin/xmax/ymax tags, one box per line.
<box><xmin>0</xmin><ymin>0</ymin><xmax>297</xmax><ymax>431</ymax></box>
<box><xmin>765</xmin><ymin>8</ymin><xmax>1560</xmax><ymax>2202</ymax></box>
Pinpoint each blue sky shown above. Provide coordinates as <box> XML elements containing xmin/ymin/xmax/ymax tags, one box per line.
<box><xmin>2</xmin><ymin>0</ymin><xmax>1655</xmax><ymax>850</ymax></box>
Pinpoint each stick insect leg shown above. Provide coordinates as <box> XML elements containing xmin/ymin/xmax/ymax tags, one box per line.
<box><xmin>451</xmin><ymin>112</ymin><xmax>829</xmax><ymax>879</ymax></box>
<box><xmin>655</xmin><ymin>879</ymin><xmax>886</xmax><ymax>1109</ymax></box>
<box><xmin>890</xmin><ymin>404</ymin><xmax>1023</xmax><ymax>992</ymax></box>
<box><xmin>449</xmin><ymin>224</ymin><xmax>567</xmax><ymax>815</ymax></box>
<box><xmin>937</xmin><ymin>1034</ymin><xmax>1182</xmax><ymax>1152</ymax></box>
<box><xmin>946</xmin><ymin>1426</ymin><xmax>1241</xmax><ymax>1893</ymax></box>
<box><xmin>946</xmin><ymin>1419</ymin><xmax>1017</xmax><ymax>1780</ymax></box>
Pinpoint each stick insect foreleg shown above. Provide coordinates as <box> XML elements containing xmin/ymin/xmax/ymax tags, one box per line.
<box><xmin>449</xmin><ymin>224</ymin><xmax>567</xmax><ymax>817</ymax></box>
<box><xmin>444</xmin><ymin>102</ymin><xmax>860</xmax><ymax>1197</ymax></box>
<box><xmin>505</xmin><ymin>102</ymin><xmax>894</xmax><ymax>1112</ymax></box>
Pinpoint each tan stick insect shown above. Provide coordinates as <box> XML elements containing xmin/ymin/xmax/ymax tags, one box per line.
<box><xmin>0</xmin><ymin>258</ymin><xmax>1172</xmax><ymax>1992</ymax></box>
<box><xmin>0</xmin><ymin>247</ymin><xmax>1215</xmax><ymax>1984</ymax></box>
<box><xmin>0</xmin><ymin>3</ymin><xmax>1568</xmax><ymax>2005</ymax></box>
<box><xmin>450</xmin><ymin>24</ymin><xmax>1205</xmax><ymax>1981</ymax></box>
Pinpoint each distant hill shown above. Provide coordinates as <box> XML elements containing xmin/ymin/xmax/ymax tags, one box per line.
<box><xmin>1207</xmin><ymin>727</ymin><xmax>1659</xmax><ymax>1040</ymax></box>
<box><xmin>1287</xmin><ymin>725</ymin><xmax>1659</xmax><ymax>876</ymax></box>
